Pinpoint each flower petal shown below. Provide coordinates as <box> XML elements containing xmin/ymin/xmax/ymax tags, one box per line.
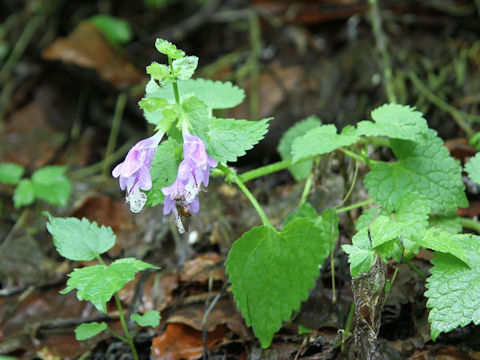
<box><xmin>137</xmin><ymin>165</ymin><xmax>153</xmax><ymax>191</ymax></box>
<box><xmin>112</xmin><ymin>162</ymin><xmax>124</xmax><ymax>178</ymax></box>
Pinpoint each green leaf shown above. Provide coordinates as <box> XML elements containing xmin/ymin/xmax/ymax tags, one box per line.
<box><xmin>283</xmin><ymin>202</ymin><xmax>318</xmax><ymax>226</ymax></box>
<box><xmin>425</xmin><ymin>234</ymin><xmax>480</xmax><ymax>340</ymax></box>
<box><xmin>284</xmin><ymin>204</ymin><xmax>338</xmax><ymax>254</ymax></box>
<box><xmin>342</xmin><ymin>228</ymin><xmax>376</xmax><ymax>278</ymax></box>
<box><xmin>277</xmin><ymin>116</ymin><xmax>322</xmax><ymax>180</ymax></box>
<box><xmin>355</xmin><ymin>195</ymin><xmax>430</xmax><ymax>258</ymax></box>
<box><xmin>75</xmin><ymin>322</ymin><xmax>108</xmax><ymax>340</ymax></box>
<box><xmin>46</xmin><ymin>215</ymin><xmax>116</xmax><ymax>261</ymax></box>
<box><xmin>465</xmin><ymin>152</ymin><xmax>480</xmax><ymax>185</ymax></box>
<box><xmin>139</xmin><ymin>97</ymin><xmax>169</xmax><ymax>113</ymax></box>
<box><xmin>61</xmin><ymin>258</ymin><xmax>158</xmax><ymax>313</ymax></box>
<box><xmin>146</xmin><ymin>62</ymin><xmax>171</xmax><ymax>82</ymax></box>
<box><xmin>155</xmin><ymin>38</ymin><xmax>185</xmax><ymax>59</ymax></box>
<box><xmin>298</xmin><ymin>325</ymin><xmax>313</xmax><ymax>335</ymax></box>
<box><xmin>357</xmin><ymin>103</ymin><xmax>429</xmax><ymax>141</ymax></box>
<box><xmin>146</xmin><ymin>78</ymin><xmax>245</xmax><ymax>110</ymax></box>
<box><xmin>0</xmin><ymin>162</ymin><xmax>24</xmax><ymax>185</ymax></box>
<box><xmin>172</xmin><ymin>56</ymin><xmax>198</xmax><ymax>80</ymax></box>
<box><xmin>225</xmin><ymin>219</ymin><xmax>330</xmax><ymax>348</ymax></box>
<box><xmin>292</xmin><ymin>125</ymin><xmax>359</xmax><ymax>163</ymax></box>
<box><xmin>13</xmin><ymin>179</ymin><xmax>35</xmax><ymax>209</ymax></box>
<box><xmin>89</xmin><ymin>15</ymin><xmax>133</xmax><ymax>45</ymax></box>
<box><xmin>31</xmin><ymin>166</ymin><xmax>71</xmax><ymax>207</ymax></box>
<box><xmin>146</xmin><ymin>137</ymin><xmax>183</xmax><ymax>206</ymax></box>
<box><xmin>364</xmin><ymin>129</ymin><xmax>467</xmax><ymax>215</ymax></box>
<box><xmin>368</xmin><ymin>216</ymin><xmax>405</xmax><ymax>248</ymax></box>
<box><xmin>417</xmin><ymin>228</ymin><xmax>470</xmax><ymax>266</ymax></box>
<box><xmin>131</xmin><ymin>311</ymin><xmax>161</xmax><ymax>327</ymax></box>
<box><xmin>186</xmin><ymin>98</ymin><xmax>270</xmax><ymax>163</ymax></box>
<box><xmin>429</xmin><ymin>216</ymin><xmax>462</xmax><ymax>235</ymax></box>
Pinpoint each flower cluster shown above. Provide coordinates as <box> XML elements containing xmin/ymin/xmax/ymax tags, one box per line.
<box><xmin>112</xmin><ymin>131</ymin><xmax>216</xmax><ymax>233</ymax></box>
<box><xmin>112</xmin><ymin>132</ymin><xmax>163</xmax><ymax>213</ymax></box>
<box><xmin>162</xmin><ymin>132</ymin><xmax>217</xmax><ymax>233</ymax></box>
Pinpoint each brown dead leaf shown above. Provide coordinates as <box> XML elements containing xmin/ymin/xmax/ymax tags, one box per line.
<box><xmin>0</xmin><ymin>287</ymin><xmax>98</xmax><ymax>357</ymax></box>
<box><xmin>457</xmin><ymin>201</ymin><xmax>480</xmax><ymax>218</ymax></box>
<box><xmin>152</xmin><ymin>323</ymin><xmax>226</xmax><ymax>360</ymax></box>
<box><xmin>166</xmin><ymin>298</ymin><xmax>248</xmax><ymax>338</ymax></box>
<box><xmin>445</xmin><ymin>138</ymin><xmax>476</xmax><ymax>161</ymax></box>
<box><xmin>179</xmin><ymin>253</ymin><xmax>225</xmax><ymax>283</ymax></box>
<box><xmin>3</xmin><ymin>102</ymin><xmax>66</xmax><ymax>168</ymax></box>
<box><xmin>42</xmin><ymin>22</ymin><xmax>144</xmax><ymax>90</ymax></box>
<box><xmin>72</xmin><ymin>196</ymin><xmax>131</xmax><ymax>234</ymax></box>
<box><xmin>119</xmin><ymin>271</ymin><xmax>179</xmax><ymax>313</ymax></box>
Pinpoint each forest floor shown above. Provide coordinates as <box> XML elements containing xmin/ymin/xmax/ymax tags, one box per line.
<box><xmin>1</xmin><ymin>0</ymin><xmax>480</xmax><ymax>359</ymax></box>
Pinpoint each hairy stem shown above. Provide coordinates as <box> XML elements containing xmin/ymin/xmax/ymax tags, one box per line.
<box><xmin>239</xmin><ymin>159</ymin><xmax>292</xmax><ymax>182</ymax></box>
<box><xmin>218</xmin><ymin>163</ymin><xmax>271</xmax><ymax>227</ymax></box>
<box><xmin>336</xmin><ymin>199</ymin><xmax>375</xmax><ymax>214</ymax></box>
<box><xmin>460</xmin><ymin>217</ymin><xmax>480</xmax><ymax>233</ymax></box>
<box><xmin>169</xmin><ymin>57</ymin><xmax>181</xmax><ymax>104</ymax></box>
<box><xmin>96</xmin><ymin>256</ymin><xmax>139</xmax><ymax>360</ymax></box>
<box><xmin>341</xmin><ymin>303</ymin><xmax>355</xmax><ymax>353</ymax></box>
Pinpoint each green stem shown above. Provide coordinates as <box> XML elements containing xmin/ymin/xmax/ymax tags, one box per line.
<box><xmin>335</xmin><ymin>160</ymin><xmax>359</xmax><ymax>209</ymax></box>
<box><xmin>330</xmin><ymin>253</ymin><xmax>337</xmax><ymax>304</ymax></box>
<box><xmin>335</xmin><ymin>199</ymin><xmax>375</xmax><ymax>214</ymax></box>
<box><xmin>71</xmin><ymin>139</ymin><xmax>136</xmax><ymax>179</ymax></box>
<box><xmin>384</xmin><ymin>266</ymin><xmax>398</xmax><ymax>302</ymax></box>
<box><xmin>169</xmin><ymin>57</ymin><xmax>181</xmax><ymax>105</ymax></box>
<box><xmin>408</xmin><ymin>72</ymin><xmax>476</xmax><ymax>136</ymax></box>
<box><xmin>107</xmin><ymin>327</ymin><xmax>128</xmax><ymax>342</ymax></box>
<box><xmin>96</xmin><ymin>256</ymin><xmax>139</xmax><ymax>360</ymax></box>
<box><xmin>113</xmin><ymin>293</ymin><xmax>139</xmax><ymax>360</ymax></box>
<box><xmin>338</xmin><ymin>147</ymin><xmax>370</xmax><ymax>164</ymax></box>
<box><xmin>218</xmin><ymin>163</ymin><xmax>271</xmax><ymax>227</ymax></box>
<box><xmin>299</xmin><ymin>172</ymin><xmax>313</xmax><ymax>207</ymax></box>
<box><xmin>0</xmin><ymin>14</ymin><xmax>44</xmax><ymax>83</ymax></box>
<box><xmin>237</xmin><ymin>149</ymin><xmax>368</xmax><ymax>184</ymax></box>
<box><xmin>368</xmin><ymin>0</ymin><xmax>397</xmax><ymax>103</ymax></box>
<box><xmin>406</xmin><ymin>260</ymin><xmax>427</xmax><ymax>281</ymax></box>
<box><xmin>460</xmin><ymin>217</ymin><xmax>480</xmax><ymax>234</ymax></box>
<box><xmin>341</xmin><ymin>303</ymin><xmax>355</xmax><ymax>353</ymax></box>
<box><xmin>238</xmin><ymin>159</ymin><xmax>292</xmax><ymax>183</ymax></box>
<box><xmin>103</xmin><ymin>92</ymin><xmax>127</xmax><ymax>177</ymax></box>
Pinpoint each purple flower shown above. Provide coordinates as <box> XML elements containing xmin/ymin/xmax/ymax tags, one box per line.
<box><xmin>112</xmin><ymin>132</ymin><xmax>163</xmax><ymax>213</ymax></box>
<box><xmin>162</xmin><ymin>132</ymin><xmax>217</xmax><ymax>233</ymax></box>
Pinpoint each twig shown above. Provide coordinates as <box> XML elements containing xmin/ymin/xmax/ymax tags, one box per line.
<box><xmin>202</xmin><ymin>282</ymin><xmax>228</xmax><ymax>359</ymax></box>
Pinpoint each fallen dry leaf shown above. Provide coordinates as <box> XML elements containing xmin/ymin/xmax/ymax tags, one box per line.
<box><xmin>72</xmin><ymin>196</ymin><xmax>131</xmax><ymax>234</ymax></box>
<box><xmin>119</xmin><ymin>271</ymin><xmax>179</xmax><ymax>313</ymax></box>
<box><xmin>179</xmin><ymin>253</ymin><xmax>225</xmax><ymax>283</ymax></box>
<box><xmin>166</xmin><ymin>298</ymin><xmax>248</xmax><ymax>338</ymax></box>
<box><xmin>152</xmin><ymin>323</ymin><xmax>226</xmax><ymax>360</ymax></box>
<box><xmin>3</xmin><ymin>102</ymin><xmax>66</xmax><ymax>168</ymax></box>
<box><xmin>42</xmin><ymin>22</ymin><xmax>144</xmax><ymax>90</ymax></box>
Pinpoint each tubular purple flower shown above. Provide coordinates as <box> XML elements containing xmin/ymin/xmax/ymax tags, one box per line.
<box><xmin>162</xmin><ymin>132</ymin><xmax>217</xmax><ymax>233</ymax></box>
<box><xmin>112</xmin><ymin>132</ymin><xmax>163</xmax><ymax>213</ymax></box>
